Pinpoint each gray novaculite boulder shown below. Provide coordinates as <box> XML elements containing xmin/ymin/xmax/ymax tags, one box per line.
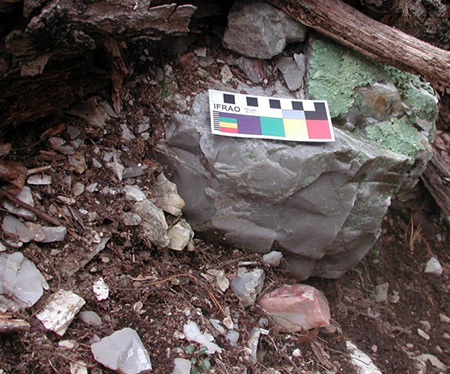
<box><xmin>156</xmin><ymin>88</ymin><xmax>415</xmax><ymax>280</ymax></box>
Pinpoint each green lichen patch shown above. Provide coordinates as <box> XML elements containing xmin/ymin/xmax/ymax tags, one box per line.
<box><xmin>365</xmin><ymin>118</ymin><xmax>425</xmax><ymax>158</ymax></box>
<box><xmin>404</xmin><ymin>84</ymin><xmax>438</xmax><ymax>123</ymax></box>
<box><xmin>307</xmin><ymin>39</ymin><xmax>387</xmax><ymax>118</ymax></box>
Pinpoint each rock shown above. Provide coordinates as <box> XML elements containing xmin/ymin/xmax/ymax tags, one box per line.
<box><xmin>226</xmin><ymin>330</ymin><xmax>239</xmax><ymax>347</ymax></box>
<box><xmin>223</xmin><ymin>1</ymin><xmax>308</xmax><ymax>59</ymax></box>
<box><xmin>72</xmin><ymin>182</ymin><xmax>85</xmax><ymax>197</ymax></box>
<box><xmin>123</xmin><ymin>165</ymin><xmax>143</xmax><ymax>179</ymax></box>
<box><xmin>2</xmin><ymin>215</ymin><xmax>35</xmax><ymax>242</ymax></box>
<box><xmin>167</xmin><ymin>219</ymin><xmax>194</xmax><ymax>251</ymax></box>
<box><xmin>247</xmin><ymin>327</ymin><xmax>261</xmax><ymax>363</ymax></box>
<box><xmin>27</xmin><ymin>174</ymin><xmax>51</xmax><ymax>185</ymax></box>
<box><xmin>70</xmin><ymin>361</ymin><xmax>88</xmax><ymax>374</ymax></box>
<box><xmin>91</xmin><ymin>328</ymin><xmax>152</xmax><ymax>374</ymax></box>
<box><xmin>156</xmin><ymin>71</ymin><xmax>433</xmax><ymax>279</ymax></box>
<box><xmin>78</xmin><ymin>310</ymin><xmax>102</xmax><ymax>326</ymax></box>
<box><xmin>39</xmin><ymin>225</ymin><xmax>67</xmax><ymax>243</ymax></box>
<box><xmin>206</xmin><ymin>269</ymin><xmax>229</xmax><ymax>292</ymax></box>
<box><xmin>121</xmin><ymin>212</ymin><xmax>142</xmax><ymax>226</ymax></box>
<box><xmin>121</xmin><ymin>123</ymin><xmax>136</xmax><ymax>142</ymax></box>
<box><xmin>58</xmin><ymin>339</ymin><xmax>77</xmax><ymax>349</ymax></box>
<box><xmin>230</xmin><ymin>268</ymin><xmax>265</xmax><ymax>307</ymax></box>
<box><xmin>183</xmin><ymin>320</ymin><xmax>222</xmax><ymax>354</ymax></box>
<box><xmin>93</xmin><ymin>277</ymin><xmax>109</xmax><ymax>301</ymax></box>
<box><xmin>107</xmin><ymin>161</ymin><xmax>125</xmax><ymax>181</ymax></box>
<box><xmin>0</xmin><ymin>252</ymin><xmax>48</xmax><ymax>308</ymax></box>
<box><xmin>234</xmin><ymin>57</ymin><xmax>270</xmax><ymax>84</ymax></box>
<box><xmin>258</xmin><ymin>284</ymin><xmax>330</xmax><ymax>331</ymax></box>
<box><xmin>416</xmin><ymin>354</ymin><xmax>447</xmax><ymax>371</ymax></box>
<box><xmin>124</xmin><ymin>185</ymin><xmax>147</xmax><ymax>202</ymax></box>
<box><xmin>262</xmin><ymin>251</ymin><xmax>283</xmax><ymax>267</ymax></box>
<box><xmin>24</xmin><ymin>222</ymin><xmax>47</xmax><ymax>241</ymax></box>
<box><xmin>172</xmin><ymin>358</ymin><xmax>191</xmax><ymax>374</ymax></box>
<box><xmin>220</xmin><ymin>65</ymin><xmax>233</xmax><ymax>84</ymax></box>
<box><xmin>374</xmin><ymin>283</ymin><xmax>389</xmax><ymax>303</ymax></box>
<box><xmin>440</xmin><ymin>313</ymin><xmax>450</xmax><ymax>323</ymax></box>
<box><xmin>66</xmin><ymin>96</ymin><xmax>111</xmax><ymax>128</ymax></box>
<box><xmin>275</xmin><ymin>56</ymin><xmax>305</xmax><ymax>91</ymax></box>
<box><xmin>67</xmin><ymin>126</ymin><xmax>81</xmax><ymax>140</ymax></box>
<box><xmin>346</xmin><ymin>83</ymin><xmax>403</xmax><ymax>125</ymax></box>
<box><xmin>154</xmin><ymin>173</ymin><xmax>185</xmax><ymax>216</ymax></box>
<box><xmin>36</xmin><ymin>289</ymin><xmax>85</xmax><ymax>336</ymax></box>
<box><xmin>2</xmin><ymin>186</ymin><xmax>36</xmax><ymax>220</ymax></box>
<box><xmin>424</xmin><ymin>256</ymin><xmax>443</xmax><ymax>276</ymax></box>
<box><xmin>68</xmin><ymin>153</ymin><xmax>87</xmax><ymax>174</ymax></box>
<box><xmin>346</xmin><ymin>341</ymin><xmax>382</xmax><ymax>374</ymax></box>
<box><xmin>133</xmin><ymin>199</ymin><xmax>169</xmax><ymax>248</ymax></box>
<box><xmin>417</xmin><ymin>328</ymin><xmax>430</xmax><ymax>340</ymax></box>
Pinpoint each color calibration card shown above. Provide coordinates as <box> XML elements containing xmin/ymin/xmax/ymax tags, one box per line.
<box><xmin>209</xmin><ymin>89</ymin><xmax>335</xmax><ymax>142</ymax></box>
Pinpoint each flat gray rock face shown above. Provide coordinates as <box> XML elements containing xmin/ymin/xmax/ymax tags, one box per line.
<box><xmin>157</xmin><ymin>90</ymin><xmax>414</xmax><ymax>280</ymax></box>
<box><xmin>223</xmin><ymin>1</ymin><xmax>308</xmax><ymax>59</ymax></box>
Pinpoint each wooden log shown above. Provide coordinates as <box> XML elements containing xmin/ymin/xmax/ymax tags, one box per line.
<box><xmin>269</xmin><ymin>0</ymin><xmax>450</xmax><ymax>91</ymax></box>
<box><xmin>421</xmin><ymin>149</ymin><xmax>450</xmax><ymax>219</ymax></box>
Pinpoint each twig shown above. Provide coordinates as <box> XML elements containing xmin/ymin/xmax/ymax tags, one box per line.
<box><xmin>26</xmin><ymin>165</ymin><xmax>52</xmax><ymax>175</ymax></box>
<box><xmin>0</xmin><ymin>188</ymin><xmax>61</xmax><ymax>226</ymax></box>
<box><xmin>130</xmin><ymin>272</ymin><xmax>227</xmax><ymax>318</ymax></box>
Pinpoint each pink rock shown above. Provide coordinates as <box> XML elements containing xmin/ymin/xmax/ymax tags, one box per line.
<box><xmin>258</xmin><ymin>284</ymin><xmax>330</xmax><ymax>331</ymax></box>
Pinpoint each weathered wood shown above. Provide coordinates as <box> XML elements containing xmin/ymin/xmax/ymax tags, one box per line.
<box><xmin>0</xmin><ymin>2</ymin><xmax>196</xmax><ymax>128</ymax></box>
<box><xmin>421</xmin><ymin>149</ymin><xmax>450</xmax><ymax>219</ymax></box>
<box><xmin>270</xmin><ymin>0</ymin><xmax>450</xmax><ymax>91</ymax></box>
<box><xmin>0</xmin><ymin>313</ymin><xmax>30</xmax><ymax>333</ymax></box>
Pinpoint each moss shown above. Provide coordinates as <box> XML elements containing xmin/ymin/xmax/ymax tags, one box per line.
<box><xmin>308</xmin><ymin>39</ymin><xmax>387</xmax><ymax>118</ymax></box>
<box><xmin>365</xmin><ymin>117</ymin><xmax>425</xmax><ymax>157</ymax></box>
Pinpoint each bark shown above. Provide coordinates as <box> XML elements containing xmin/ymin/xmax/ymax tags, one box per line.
<box><xmin>421</xmin><ymin>149</ymin><xmax>450</xmax><ymax>219</ymax></box>
<box><xmin>270</xmin><ymin>0</ymin><xmax>450</xmax><ymax>91</ymax></box>
<box><xmin>0</xmin><ymin>1</ymin><xmax>196</xmax><ymax>128</ymax></box>
<box><xmin>0</xmin><ymin>313</ymin><xmax>30</xmax><ymax>333</ymax></box>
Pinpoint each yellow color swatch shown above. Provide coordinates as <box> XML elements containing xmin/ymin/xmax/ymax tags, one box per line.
<box><xmin>219</xmin><ymin>121</ymin><xmax>237</xmax><ymax>129</ymax></box>
<box><xmin>283</xmin><ymin>119</ymin><xmax>308</xmax><ymax>139</ymax></box>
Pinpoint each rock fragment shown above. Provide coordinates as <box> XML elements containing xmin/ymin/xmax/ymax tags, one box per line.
<box><xmin>70</xmin><ymin>361</ymin><xmax>88</xmax><ymax>374</ymax></box>
<box><xmin>258</xmin><ymin>284</ymin><xmax>330</xmax><ymax>331</ymax></box>
<box><xmin>275</xmin><ymin>56</ymin><xmax>305</xmax><ymax>91</ymax></box>
<box><xmin>0</xmin><ymin>252</ymin><xmax>48</xmax><ymax>308</ymax></box>
<box><xmin>230</xmin><ymin>268</ymin><xmax>265</xmax><ymax>307</ymax></box>
<box><xmin>36</xmin><ymin>289</ymin><xmax>85</xmax><ymax>336</ymax></box>
<box><xmin>124</xmin><ymin>185</ymin><xmax>147</xmax><ymax>202</ymax></box>
<box><xmin>154</xmin><ymin>173</ymin><xmax>185</xmax><ymax>216</ymax></box>
<box><xmin>93</xmin><ymin>277</ymin><xmax>109</xmax><ymax>301</ymax></box>
<box><xmin>2</xmin><ymin>186</ymin><xmax>36</xmax><ymax>220</ymax></box>
<box><xmin>183</xmin><ymin>320</ymin><xmax>222</xmax><ymax>354</ymax></box>
<box><xmin>223</xmin><ymin>1</ymin><xmax>307</xmax><ymax>59</ymax></box>
<box><xmin>134</xmin><ymin>199</ymin><xmax>169</xmax><ymax>248</ymax></box>
<box><xmin>247</xmin><ymin>327</ymin><xmax>261</xmax><ymax>363</ymax></box>
<box><xmin>167</xmin><ymin>219</ymin><xmax>194</xmax><ymax>251</ymax></box>
<box><xmin>27</xmin><ymin>174</ymin><xmax>51</xmax><ymax>185</ymax></box>
<box><xmin>424</xmin><ymin>256</ymin><xmax>443</xmax><ymax>276</ymax></box>
<box><xmin>91</xmin><ymin>328</ymin><xmax>152</xmax><ymax>374</ymax></box>
<box><xmin>172</xmin><ymin>358</ymin><xmax>191</xmax><ymax>374</ymax></box>
<box><xmin>2</xmin><ymin>215</ymin><xmax>35</xmax><ymax>243</ymax></box>
<box><xmin>346</xmin><ymin>341</ymin><xmax>382</xmax><ymax>374</ymax></box>
<box><xmin>262</xmin><ymin>251</ymin><xmax>283</xmax><ymax>267</ymax></box>
<box><xmin>78</xmin><ymin>311</ymin><xmax>102</xmax><ymax>326</ymax></box>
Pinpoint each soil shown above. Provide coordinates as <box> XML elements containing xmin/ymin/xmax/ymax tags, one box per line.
<box><xmin>0</xmin><ymin>22</ymin><xmax>449</xmax><ymax>374</ymax></box>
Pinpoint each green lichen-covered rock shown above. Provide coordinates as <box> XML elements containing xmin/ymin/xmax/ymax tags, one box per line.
<box><xmin>365</xmin><ymin>118</ymin><xmax>426</xmax><ymax>158</ymax></box>
<box><xmin>307</xmin><ymin>39</ymin><xmax>387</xmax><ymax>118</ymax></box>
<box><xmin>308</xmin><ymin>37</ymin><xmax>437</xmax><ymax>161</ymax></box>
